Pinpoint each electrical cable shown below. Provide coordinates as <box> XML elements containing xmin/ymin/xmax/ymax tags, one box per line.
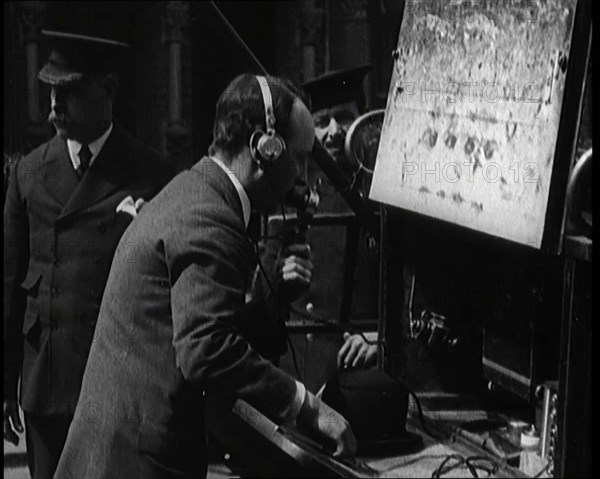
<box><xmin>288</xmin><ymin>304</ymin><xmax>378</xmax><ymax>346</ymax></box>
<box><xmin>253</xmin><ymin>205</ymin><xmax>304</xmax><ymax>381</ymax></box>
<box><xmin>277</xmin><ymin>205</ymin><xmax>303</xmax><ymax>381</ymax></box>
<box><xmin>431</xmin><ymin>454</ymin><xmax>499</xmax><ymax>478</ymax></box>
<box><xmin>532</xmin><ymin>461</ymin><xmax>551</xmax><ymax>478</ymax></box>
<box><xmin>404</xmin><ymin>385</ymin><xmax>449</xmax><ymax>442</ymax></box>
<box><xmin>287</xmin><ymin>332</ymin><xmax>302</xmax><ymax>382</ymax></box>
<box><xmin>208</xmin><ymin>1</ymin><xmax>268</xmax><ymax>76</ymax></box>
<box><xmin>302</xmin><ymin>324</ymin><xmax>309</xmax><ymax>387</ymax></box>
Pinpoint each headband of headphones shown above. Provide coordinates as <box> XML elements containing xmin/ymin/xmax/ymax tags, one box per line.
<box><xmin>257</xmin><ymin>76</ymin><xmax>275</xmax><ymax>135</ymax></box>
<box><xmin>250</xmin><ymin>75</ymin><xmax>286</xmax><ymax>165</ymax></box>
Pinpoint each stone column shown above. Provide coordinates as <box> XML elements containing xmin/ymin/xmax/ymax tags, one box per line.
<box><xmin>336</xmin><ymin>0</ymin><xmax>373</xmax><ymax>108</ymax></box>
<box><xmin>164</xmin><ymin>1</ymin><xmax>191</xmax><ymax>168</ymax></box>
<box><xmin>20</xmin><ymin>1</ymin><xmax>47</xmax><ymax>147</ymax></box>
<box><xmin>301</xmin><ymin>0</ymin><xmax>323</xmax><ymax>82</ymax></box>
<box><xmin>337</xmin><ymin>0</ymin><xmax>369</xmax><ymax>63</ymax></box>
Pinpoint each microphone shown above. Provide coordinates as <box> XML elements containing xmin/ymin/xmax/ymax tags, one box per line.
<box><xmin>311</xmin><ymin>140</ymin><xmax>379</xmax><ymax>240</ymax></box>
<box><xmin>283</xmin><ymin>179</ymin><xmax>319</xmax><ymax>244</ymax></box>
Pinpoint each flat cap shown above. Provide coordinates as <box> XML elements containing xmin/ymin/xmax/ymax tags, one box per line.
<box><xmin>302</xmin><ymin>64</ymin><xmax>372</xmax><ymax>112</ymax></box>
<box><xmin>38</xmin><ymin>30</ymin><xmax>130</xmax><ymax>85</ymax></box>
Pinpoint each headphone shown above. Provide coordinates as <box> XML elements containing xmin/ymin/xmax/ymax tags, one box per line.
<box><xmin>250</xmin><ymin>75</ymin><xmax>286</xmax><ymax>168</ymax></box>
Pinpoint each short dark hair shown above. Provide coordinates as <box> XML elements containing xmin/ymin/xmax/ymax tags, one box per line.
<box><xmin>208</xmin><ymin>74</ymin><xmax>303</xmax><ymax>157</ymax></box>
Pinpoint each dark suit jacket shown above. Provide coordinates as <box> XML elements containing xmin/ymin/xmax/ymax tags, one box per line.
<box><xmin>54</xmin><ymin>158</ymin><xmax>300</xmax><ymax>479</ymax></box>
<box><xmin>3</xmin><ymin>124</ymin><xmax>175</xmax><ymax>415</ymax></box>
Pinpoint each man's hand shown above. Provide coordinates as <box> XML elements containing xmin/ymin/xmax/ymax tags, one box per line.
<box><xmin>3</xmin><ymin>400</ymin><xmax>23</xmax><ymax>446</ymax></box>
<box><xmin>278</xmin><ymin>244</ymin><xmax>312</xmax><ymax>302</ymax></box>
<box><xmin>296</xmin><ymin>389</ymin><xmax>357</xmax><ymax>458</ymax></box>
<box><xmin>337</xmin><ymin>332</ymin><xmax>378</xmax><ymax>369</ymax></box>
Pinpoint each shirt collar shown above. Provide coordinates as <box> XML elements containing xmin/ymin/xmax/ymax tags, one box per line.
<box><xmin>210</xmin><ymin>156</ymin><xmax>251</xmax><ymax>228</ymax></box>
<box><xmin>67</xmin><ymin>123</ymin><xmax>113</xmax><ymax>170</ymax></box>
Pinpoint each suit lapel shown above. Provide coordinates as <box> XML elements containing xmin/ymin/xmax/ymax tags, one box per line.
<box><xmin>35</xmin><ymin>137</ymin><xmax>80</xmax><ymax>207</ymax></box>
<box><xmin>58</xmin><ymin>126</ymin><xmax>130</xmax><ymax>221</ymax></box>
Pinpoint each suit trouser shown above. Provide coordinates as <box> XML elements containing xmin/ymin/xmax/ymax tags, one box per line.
<box><xmin>24</xmin><ymin>412</ymin><xmax>73</xmax><ymax>479</ymax></box>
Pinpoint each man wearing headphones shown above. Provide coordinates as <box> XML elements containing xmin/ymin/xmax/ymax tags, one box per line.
<box><xmin>55</xmin><ymin>74</ymin><xmax>356</xmax><ymax>479</ymax></box>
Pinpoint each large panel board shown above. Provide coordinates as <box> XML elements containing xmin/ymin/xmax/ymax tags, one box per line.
<box><xmin>370</xmin><ymin>0</ymin><xmax>578</xmax><ymax>248</ymax></box>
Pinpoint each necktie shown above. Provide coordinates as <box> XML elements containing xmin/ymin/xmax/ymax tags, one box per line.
<box><xmin>78</xmin><ymin>144</ymin><xmax>92</xmax><ymax>178</ymax></box>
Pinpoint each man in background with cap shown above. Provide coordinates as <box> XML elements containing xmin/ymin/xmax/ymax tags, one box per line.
<box><xmin>3</xmin><ymin>29</ymin><xmax>175</xmax><ymax>479</ymax></box>
<box><xmin>298</xmin><ymin>65</ymin><xmax>379</xmax><ymax>378</ymax></box>
<box><xmin>300</xmin><ymin>68</ymin><xmax>422</xmax><ymax>457</ymax></box>
<box><xmin>303</xmin><ymin>64</ymin><xmax>373</xmax><ymax>209</ymax></box>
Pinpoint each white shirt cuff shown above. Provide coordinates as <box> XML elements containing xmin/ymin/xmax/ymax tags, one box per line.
<box><xmin>287</xmin><ymin>380</ymin><xmax>306</xmax><ymax>422</ymax></box>
<box><xmin>363</xmin><ymin>331</ymin><xmax>378</xmax><ymax>342</ymax></box>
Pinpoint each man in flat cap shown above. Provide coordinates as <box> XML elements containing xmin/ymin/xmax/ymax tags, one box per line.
<box><xmin>303</xmin><ymin>64</ymin><xmax>373</xmax><ymax>207</ymax></box>
<box><xmin>3</xmin><ymin>30</ymin><xmax>175</xmax><ymax>479</ymax></box>
<box><xmin>296</xmin><ymin>65</ymin><xmax>379</xmax><ymax>387</ymax></box>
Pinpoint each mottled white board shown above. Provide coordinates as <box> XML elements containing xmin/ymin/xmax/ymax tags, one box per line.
<box><xmin>370</xmin><ymin>0</ymin><xmax>577</xmax><ymax>248</ymax></box>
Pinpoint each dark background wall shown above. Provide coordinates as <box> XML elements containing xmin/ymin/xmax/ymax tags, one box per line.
<box><xmin>4</xmin><ymin>1</ymin><xmax>401</xmax><ymax>163</ymax></box>
<box><xmin>190</xmin><ymin>1</ymin><xmax>281</xmax><ymax>158</ymax></box>
<box><xmin>3</xmin><ymin>1</ymin><xmax>192</xmax><ymax>165</ymax></box>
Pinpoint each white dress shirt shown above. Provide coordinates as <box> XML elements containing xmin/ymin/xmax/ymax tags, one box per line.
<box><xmin>67</xmin><ymin>123</ymin><xmax>113</xmax><ymax>171</ymax></box>
<box><xmin>210</xmin><ymin>156</ymin><xmax>252</xmax><ymax>228</ymax></box>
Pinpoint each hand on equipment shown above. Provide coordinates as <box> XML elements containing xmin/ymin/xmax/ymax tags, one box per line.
<box><xmin>296</xmin><ymin>389</ymin><xmax>357</xmax><ymax>458</ymax></box>
<box><xmin>3</xmin><ymin>400</ymin><xmax>23</xmax><ymax>446</ymax></box>
<box><xmin>337</xmin><ymin>332</ymin><xmax>378</xmax><ymax>369</ymax></box>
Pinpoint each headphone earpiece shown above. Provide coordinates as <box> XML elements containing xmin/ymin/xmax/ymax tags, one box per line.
<box><xmin>251</xmin><ymin>76</ymin><xmax>286</xmax><ymax>168</ymax></box>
